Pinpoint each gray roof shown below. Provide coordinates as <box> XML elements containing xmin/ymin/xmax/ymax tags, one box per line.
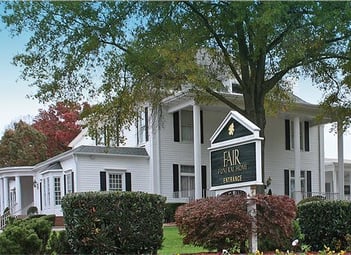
<box><xmin>47</xmin><ymin>162</ymin><xmax>63</xmax><ymax>170</ymax></box>
<box><xmin>73</xmin><ymin>145</ymin><xmax>149</xmax><ymax>157</ymax></box>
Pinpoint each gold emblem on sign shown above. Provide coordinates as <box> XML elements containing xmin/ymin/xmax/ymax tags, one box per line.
<box><xmin>228</xmin><ymin>122</ymin><xmax>235</xmax><ymax>136</ymax></box>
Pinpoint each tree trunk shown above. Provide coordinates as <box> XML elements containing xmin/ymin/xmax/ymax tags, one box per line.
<box><xmin>243</xmin><ymin>91</ymin><xmax>267</xmax><ymax>192</ymax></box>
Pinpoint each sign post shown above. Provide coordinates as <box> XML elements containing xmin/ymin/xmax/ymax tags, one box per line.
<box><xmin>209</xmin><ymin>111</ymin><xmax>263</xmax><ymax>253</ymax></box>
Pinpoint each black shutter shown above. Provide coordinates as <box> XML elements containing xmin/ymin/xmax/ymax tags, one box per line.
<box><xmin>173</xmin><ymin>164</ymin><xmax>179</xmax><ymax>197</ymax></box>
<box><xmin>173</xmin><ymin>112</ymin><xmax>180</xmax><ymax>142</ymax></box>
<box><xmin>126</xmin><ymin>173</ymin><xmax>132</xmax><ymax>191</ymax></box>
<box><xmin>307</xmin><ymin>171</ymin><xmax>312</xmax><ymax>195</ymax></box>
<box><xmin>284</xmin><ymin>170</ymin><xmax>290</xmax><ymax>196</ymax></box>
<box><xmin>201</xmin><ymin>165</ymin><xmax>207</xmax><ymax>198</ymax></box>
<box><xmin>304</xmin><ymin>121</ymin><xmax>310</xmax><ymax>151</ymax></box>
<box><xmin>200</xmin><ymin>110</ymin><xmax>204</xmax><ymax>144</ymax></box>
<box><xmin>71</xmin><ymin>172</ymin><xmax>74</xmax><ymax>193</ymax></box>
<box><xmin>64</xmin><ymin>175</ymin><xmax>67</xmax><ymax>195</ymax></box>
<box><xmin>145</xmin><ymin>107</ymin><xmax>149</xmax><ymax>142</ymax></box>
<box><xmin>285</xmin><ymin>119</ymin><xmax>290</xmax><ymax>150</ymax></box>
<box><xmin>100</xmin><ymin>172</ymin><xmax>106</xmax><ymax>191</ymax></box>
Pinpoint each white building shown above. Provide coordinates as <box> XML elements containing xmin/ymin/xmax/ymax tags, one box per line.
<box><xmin>0</xmin><ymin>90</ymin><xmax>338</xmax><ymax>217</ymax></box>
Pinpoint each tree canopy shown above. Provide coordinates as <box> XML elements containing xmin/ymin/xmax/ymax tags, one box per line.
<box><xmin>0</xmin><ymin>121</ymin><xmax>47</xmax><ymax>167</ymax></box>
<box><xmin>2</xmin><ymin>1</ymin><xmax>351</xmax><ymax>141</ymax></box>
<box><xmin>32</xmin><ymin>101</ymin><xmax>82</xmax><ymax>158</ymax></box>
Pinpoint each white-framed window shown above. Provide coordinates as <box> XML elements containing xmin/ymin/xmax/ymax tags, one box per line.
<box><xmin>109</xmin><ymin>173</ymin><xmax>123</xmax><ymax>191</ymax></box>
<box><xmin>284</xmin><ymin>169</ymin><xmax>311</xmax><ymax>198</ymax></box>
<box><xmin>180</xmin><ymin>165</ymin><xmax>195</xmax><ymax>198</ymax></box>
<box><xmin>181</xmin><ymin>110</ymin><xmax>193</xmax><ymax>142</ymax></box>
<box><xmin>285</xmin><ymin>119</ymin><xmax>310</xmax><ymax>151</ymax></box>
<box><xmin>43</xmin><ymin>177</ymin><xmax>50</xmax><ymax>207</ymax></box>
<box><xmin>54</xmin><ymin>177</ymin><xmax>61</xmax><ymax>205</ymax></box>
<box><xmin>65</xmin><ymin>172</ymin><xmax>73</xmax><ymax>194</ymax></box>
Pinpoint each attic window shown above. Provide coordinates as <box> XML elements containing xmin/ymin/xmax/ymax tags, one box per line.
<box><xmin>232</xmin><ymin>83</ymin><xmax>242</xmax><ymax>93</ymax></box>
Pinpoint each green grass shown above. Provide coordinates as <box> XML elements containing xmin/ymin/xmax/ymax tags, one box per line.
<box><xmin>159</xmin><ymin>225</ymin><xmax>210</xmax><ymax>255</ymax></box>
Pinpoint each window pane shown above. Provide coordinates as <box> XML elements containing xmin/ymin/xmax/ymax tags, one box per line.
<box><xmin>181</xmin><ymin>111</ymin><xmax>193</xmax><ymax>142</ymax></box>
<box><xmin>54</xmin><ymin>177</ymin><xmax>61</xmax><ymax>205</ymax></box>
<box><xmin>180</xmin><ymin>165</ymin><xmax>194</xmax><ymax>174</ymax></box>
<box><xmin>109</xmin><ymin>173</ymin><xmax>122</xmax><ymax>191</ymax></box>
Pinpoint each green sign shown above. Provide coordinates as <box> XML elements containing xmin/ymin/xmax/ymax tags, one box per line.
<box><xmin>213</xmin><ymin>117</ymin><xmax>253</xmax><ymax>144</ymax></box>
<box><xmin>211</xmin><ymin>143</ymin><xmax>256</xmax><ymax>187</ymax></box>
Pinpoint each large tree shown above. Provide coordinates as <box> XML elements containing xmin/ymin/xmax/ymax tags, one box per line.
<box><xmin>2</xmin><ymin>1</ymin><xmax>351</xmax><ymax>144</ymax></box>
<box><xmin>32</xmin><ymin>101</ymin><xmax>82</xmax><ymax>158</ymax></box>
<box><xmin>0</xmin><ymin>121</ymin><xmax>47</xmax><ymax>167</ymax></box>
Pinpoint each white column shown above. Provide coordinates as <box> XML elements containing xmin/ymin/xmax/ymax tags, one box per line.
<box><xmin>15</xmin><ymin>176</ymin><xmax>21</xmax><ymax>214</ymax></box>
<box><xmin>0</xmin><ymin>178</ymin><xmax>3</xmax><ymax>213</ymax></box>
<box><xmin>337</xmin><ymin>122</ymin><xmax>345</xmax><ymax>200</ymax></box>
<box><xmin>3</xmin><ymin>177</ymin><xmax>9</xmax><ymax>209</ymax></box>
<box><xmin>319</xmin><ymin>125</ymin><xmax>326</xmax><ymax>193</ymax></box>
<box><xmin>294</xmin><ymin>117</ymin><xmax>302</xmax><ymax>201</ymax></box>
<box><xmin>332</xmin><ymin>167</ymin><xmax>337</xmax><ymax>199</ymax></box>
<box><xmin>193</xmin><ymin>104</ymin><xmax>202</xmax><ymax>200</ymax></box>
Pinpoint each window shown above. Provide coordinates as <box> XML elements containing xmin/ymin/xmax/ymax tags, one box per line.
<box><xmin>285</xmin><ymin>119</ymin><xmax>310</xmax><ymax>151</ymax></box>
<box><xmin>180</xmin><ymin>165</ymin><xmax>195</xmax><ymax>198</ymax></box>
<box><xmin>100</xmin><ymin>171</ymin><xmax>132</xmax><ymax>192</ymax></box>
<box><xmin>43</xmin><ymin>177</ymin><xmax>50</xmax><ymax>207</ymax></box>
<box><xmin>109</xmin><ymin>173</ymin><xmax>123</xmax><ymax>191</ymax></box>
<box><xmin>65</xmin><ymin>172</ymin><xmax>73</xmax><ymax>194</ymax></box>
<box><xmin>137</xmin><ymin>107</ymin><xmax>149</xmax><ymax>144</ymax></box>
<box><xmin>181</xmin><ymin>111</ymin><xmax>193</xmax><ymax>142</ymax></box>
<box><xmin>284</xmin><ymin>169</ymin><xmax>311</xmax><ymax>198</ymax></box>
<box><xmin>54</xmin><ymin>177</ymin><xmax>61</xmax><ymax>205</ymax></box>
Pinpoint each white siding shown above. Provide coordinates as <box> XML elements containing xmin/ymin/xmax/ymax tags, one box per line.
<box><xmin>265</xmin><ymin>116</ymin><xmax>321</xmax><ymax>196</ymax></box>
<box><xmin>75</xmin><ymin>154</ymin><xmax>151</xmax><ymax>193</ymax></box>
<box><xmin>158</xmin><ymin>108</ymin><xmax>228</xmax><ymax>201</ymax></box>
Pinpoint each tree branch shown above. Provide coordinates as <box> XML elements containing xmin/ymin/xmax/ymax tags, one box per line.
<box><xmin>183</xmin><ymin>1</ymin><xmax>243</xmax><ymax>85</ymax></box>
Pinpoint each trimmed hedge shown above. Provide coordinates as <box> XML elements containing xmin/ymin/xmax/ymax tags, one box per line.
<box><xmin>61</xmin><ymin>191</ymin><xmax>166</xmax><ymax>254</ymax></box>
<box><xmin>298</xmin><ymin>200</ymin><xmax>351</xmax><ymax>251</ymax></box>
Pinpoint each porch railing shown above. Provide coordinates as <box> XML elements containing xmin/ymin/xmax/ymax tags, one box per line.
<box><xmin>173</xmin><ymin>189</ymin><xmax>217</xmax><ymax>200</ymax></box>
<box><xmin>0</xmin><ymin>211</ymin><xmax>11</xmax><ymax>230</ymax></box>
<box><xmin>293</xmin><ymin>191</ymin><xmax>341</xmax><ymax>201</ymax></box>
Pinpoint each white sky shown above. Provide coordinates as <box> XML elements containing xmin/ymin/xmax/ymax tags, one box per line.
<box><xmin>0</xmin><ymin>14</ymin><xmax>350</xmax><ymax>160</ymax></box>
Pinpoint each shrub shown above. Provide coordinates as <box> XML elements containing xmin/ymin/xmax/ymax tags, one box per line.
<box><xmin>27</xmin><ymin>206</ymin><xmax>38</xmax><ymax>215</ymax></box>
<box><xmin>297</xmin><ymin>196</ymin><xmax>325</xmax><ymax>206</ymax></box>
<box><xmin>0</xmin><ymin>216</ymin><xmax>52</xmax><ymax>254</ymax></box>
<box><xmin>175</xmin><ymin>194</ymin><xmax>296</xmax><ymax>252</ymax></box>
<box><xmin>61</xmin><ymin>191</ymin><xmax>166</xmax><ymax>254</ymax></box>
<box><xmin>164</xmin><ymin>203</ymin><xmax>185</xmax><ymax>223</ymax></box>
<box><xmin>255</xmin><ymin>195</ymin><xmax>297</xmax><ymax>250</ymax></box>
<box><xmin>298</xmin><ymin>200</ymin><xmax>351</xmax><ymax>251</ymax></box>
<box><xmin>175</xmin><ymin>195</ymin><xmax>251</xmax><ymax>252</ymax></box>
<box><xmin>46</xmin><ymin>230</ymin><xmax>73</xmax><ymax>255</ymax></box>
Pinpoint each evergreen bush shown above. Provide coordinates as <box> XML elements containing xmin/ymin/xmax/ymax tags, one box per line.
<box><xmin>298</xmin><ymin>200</ymin><xmax>351</xmax><ymax>251</ymax></box>
<box><xmin>0</xmin><ymin>216</ymin><xmax>52</xmax><ymax>254</ymax></box>
<box><xmin>61</xmin><ymin>191</ymin><xmax>166</xmax><ymax>254</ymax></box>
<box><xmin>46</xmin><ymin>230</ymin><xmax>73</xmax><ymax>255</ymax></box>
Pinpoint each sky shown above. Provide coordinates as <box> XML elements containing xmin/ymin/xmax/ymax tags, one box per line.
<box><xmin>0</xmin><ymin>11</ymin><xmax>350</xmax><ymax>160</ymax></box>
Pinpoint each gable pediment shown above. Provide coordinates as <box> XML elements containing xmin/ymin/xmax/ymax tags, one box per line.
<box><xmin>210</xmin><ymin>111</ymin><xmax>260</xmax><ymax>146</ymax></box>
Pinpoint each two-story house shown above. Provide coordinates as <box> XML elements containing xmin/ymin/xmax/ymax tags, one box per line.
<box><xmin>0</xmin><ymin>90</ymin><xmax>332</xmax><ymax>216</ymax></box>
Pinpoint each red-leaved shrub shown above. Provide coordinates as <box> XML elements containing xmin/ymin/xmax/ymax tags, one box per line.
<box><xmin>175</xmin><ymin>195</ymin><xmax>251</xmax><ymax>251</ymax></box>
<box><xmin>175</xmin><ymin>194</ymin><xmax>296</xmax><ymax>252</ymax></box>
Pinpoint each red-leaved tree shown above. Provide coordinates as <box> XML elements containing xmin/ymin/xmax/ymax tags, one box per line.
<box><xmin>32</xmin><ymin>102</ymin><xmax>82</xmax><ymax>158</ymax></box>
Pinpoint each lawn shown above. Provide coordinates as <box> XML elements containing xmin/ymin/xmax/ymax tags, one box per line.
<box><xmin>159</xmin><ymin>225</ymin><xmax>212</xmax><ymax>255</ymax></box>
